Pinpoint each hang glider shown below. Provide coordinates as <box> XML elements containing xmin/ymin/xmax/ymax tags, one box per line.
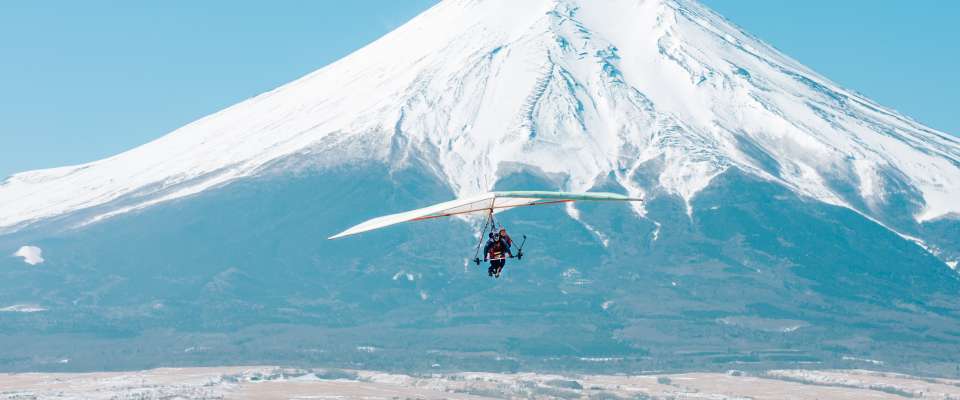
<box><xmin>328</xmin><ymin>190</ymin><xmax>642</xmax><ymax>240</ymax></box>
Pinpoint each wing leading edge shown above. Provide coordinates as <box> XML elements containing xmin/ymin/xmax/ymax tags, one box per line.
<box><xmin>327</xmin><ymin>191</ymin><xmax>641</xmax><ymax>240</ymax></box>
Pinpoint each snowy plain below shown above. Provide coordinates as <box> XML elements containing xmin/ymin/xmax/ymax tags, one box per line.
<box><xmin>3</xmin><ymin>366</ymin><xmax>960</xmax><ymax>399</ymax></box>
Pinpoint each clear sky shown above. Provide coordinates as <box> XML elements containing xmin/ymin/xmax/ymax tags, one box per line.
<box><xmin>0</xmin><ymin>1</ymin><xmax>956</xmax><ymax>179</ymax></box>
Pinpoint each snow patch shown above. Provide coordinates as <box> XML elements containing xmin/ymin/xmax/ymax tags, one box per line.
<box><xmin>184</xmin><ymin>346</ymin><xmax>209</xmax><ymax>353</ymax></box>
<box><xmin>718</xmin><ymin>316</ymin><xmax>808</xmax><ymax>333</ymax></box>
<box><xmin>0</xmin><ymin>304</ymin><xmax>47</xmax><ymax>313</ymax></box>
<box><xmin>13</xmin><ymin>245</ymin><xmax>44</xmax><ymax>265</ymax></box>
<box><xmin>564</xmin><ymin>203</ymin><xmax>609</xmax><ymax>247</ymax></box>
<box><xmin>392</xmin><ymin>271</ymin><xmax>416</xmax><ymax>281</ymax></box>
<box><xmin>578</xmin><ymin>357</ymin><xmax>623</xmax><ymax>363</ymax></box>
<box><xmin>842</xmin><ymin>356</ymin><xmax>885</xmax><ymax>365</ymax></box>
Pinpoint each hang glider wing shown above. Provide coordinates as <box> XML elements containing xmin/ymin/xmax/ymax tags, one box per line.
<box><xmin>328</xmin><ymin>191</ymin><xmax>641</xmax><ymax>240</ymax></box>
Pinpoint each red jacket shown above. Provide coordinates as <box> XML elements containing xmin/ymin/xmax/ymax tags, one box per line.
<box><xmin>484</xmin><ymin>238</ymin><xmax>512</xmax><ymax>260</ymax></box>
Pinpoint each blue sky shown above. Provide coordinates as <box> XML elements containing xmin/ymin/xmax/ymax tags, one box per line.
<box><xmin>0</xmin><ymin>1</ymin><xmax>956</xmax><ymax>179</ymax></box>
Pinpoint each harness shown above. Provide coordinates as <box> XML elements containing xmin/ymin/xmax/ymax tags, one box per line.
<box><xmin>488</xmin><ymin>241</ymin><xmax>506</xmax><ymax>260</ymax></box>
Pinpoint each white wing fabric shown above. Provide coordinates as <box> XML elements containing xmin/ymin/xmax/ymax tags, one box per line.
<box><xmin>328</xmin><ymin>191</ymin><xmax>641</xmax><ymax>239</ymax></box>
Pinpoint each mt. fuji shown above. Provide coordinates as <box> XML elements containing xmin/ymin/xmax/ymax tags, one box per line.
<box><xmin>1</xmin><ymin>0</ymin><xmax>959</xmax><ymax>375</ymax></box>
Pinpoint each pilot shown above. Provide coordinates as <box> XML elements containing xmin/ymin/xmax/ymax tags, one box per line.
<box><xmin>484</xmin><ymin>232</ymin><xmax>513</xmax><ymax>278</ymax></box>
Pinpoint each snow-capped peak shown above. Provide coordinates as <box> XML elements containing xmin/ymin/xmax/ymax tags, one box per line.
<box><xmin>1</xmin><ymin>0</ymin><xmax>959</xmax><ymax>233</ymax></box>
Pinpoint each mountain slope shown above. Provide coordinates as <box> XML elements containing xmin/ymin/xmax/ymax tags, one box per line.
<box><xmin>1</xmin><ymin>0</ymin><xmax>960</xmax><ymax>375</ymax></box>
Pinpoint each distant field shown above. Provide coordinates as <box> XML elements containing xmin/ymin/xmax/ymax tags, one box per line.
<box><xmin>2</xmin><ymin>366</ymin><xmax>960</xmax><ymax>399</ymax></box>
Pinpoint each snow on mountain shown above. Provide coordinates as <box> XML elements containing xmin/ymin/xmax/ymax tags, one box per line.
<box><xmin>12</xmin><ymin>245</ymin><xmax>44</xmax><ymax>266</ymax></box>
<box><xmin>2</xmin><ymin>0</ymin><xmax>959</xmax><ymax>233</ymax></box>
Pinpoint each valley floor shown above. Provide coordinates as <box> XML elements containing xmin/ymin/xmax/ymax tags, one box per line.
<box><xmin>2</xmin><ymin>366</ymin><xmax>960</xmax><ymax>399</ymax></box>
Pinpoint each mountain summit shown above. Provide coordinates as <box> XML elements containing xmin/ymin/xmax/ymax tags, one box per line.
<box><xmin>1</xmin><ymin>0</ymin><xmax>959</xmax><ymax>374</ymax></box>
